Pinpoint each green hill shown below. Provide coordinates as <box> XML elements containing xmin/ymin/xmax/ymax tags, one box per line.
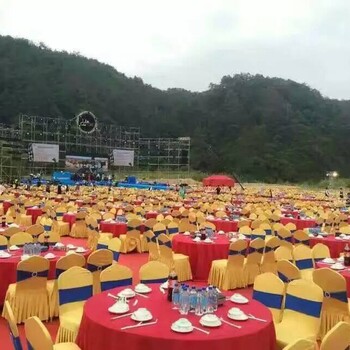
<box><xmin>1</xmin><ymin>34</ymin><xmax>350</xmax><ymax>182</ymax></box>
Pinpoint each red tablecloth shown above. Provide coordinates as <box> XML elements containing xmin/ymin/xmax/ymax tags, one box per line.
<box><xmin>76</xmin><ymin>200</ymin><xmax>84</xmax><ymax>207</ymax></box>
<box><xmin>3</xmin><ymin>201</ymin><xmax>13</xmax><ymax>214</ymax></box>
<box><xmin>310</xmin><ymin>236</ymin><xmax>350</xmax><ymax>258</ymax></box>
<box><xmin>63</xmin><ymin>213</ymin><xmax>76</xmax><ymax>228</ymax></box>
<box><xmin>100</xmin><ymin>221</ymin><xmax>127</xmax><ymax>237</ymax></box>
<box><xmin>145</xmin><ymin>212</ymin><xmax>158</xmax><ymax>219</ymax></box>
<box><xmin>280</xmin><ymin>217</ymin><xmax>316</xmax><ymax>230</ymax></box>
<box><xmin>76</xmin><ymin>285</ymin><xmax>276</xmax><ymax>350</ymax></box>
<box><xmin>208</xmin><ymin>219</ymin><xmax>238</xmax><ymax>233</ymax></box>
<box><xmin>172</xmin><ymin>235</ymin><xmax>230</xmax><ymax>280</ymax></box>
<box><xmin>26</xmin><ymin>207</ymin><xmax>43</xmax><ymax>225</ymax></box>
<box><xmin>0</xmin><ymin>244</ymin><xmax>90</xmax><ymax>305</ymax></box>
<box><xmin>316</xmin><ymin>262</ymin><xmax>350</xmax><ymax>297</ymax></box>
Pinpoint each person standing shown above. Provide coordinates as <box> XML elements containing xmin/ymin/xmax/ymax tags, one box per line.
<box><xmin>340</xmin><ymin>188</ymin><xmax>344</xmax><ymax>199</ymax></box>
<box><xmin>57</xmin><ymin>183</ymin><xmax>62</xmax><ymax>195</ymax></box>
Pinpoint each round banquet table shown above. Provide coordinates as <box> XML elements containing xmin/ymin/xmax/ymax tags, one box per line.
<box><xmin>208</xmin><ymin>219</ymin><xmax>238</xmax><ymax>233</ymax></box>
<box><xmin>316</xmin><ymin>262</ymin><xmax>350</xmax><ymax>297</ymax></box>
<box><xmin>145</xmin><ymin>211</ymin><xmax>158</xmax><ymax>219</ymax></box>
<box><xmin>280</xmin><ymin>217</ymin><xmax>316</xmax><ymax>230</ymax></box>
<box><xmin>63</xmin><ymin>213</ymin><xmax>77</xmax><ymax>229</ymax></box>
<box><xmin>310</xmin><ymin>236</ymin><xmax>350</xmax><ymax>258</ymax></box>
<box><xmin>26</xmin><ymin>207</ymin><xmax>43</xmax><ymax>225</ymax></box>
<box><xmin>76</xmin><ymin>284</ymin><xmax>276</xmax><ymax>350</ymax></box>
<box><xmin>100</xmin><ymin>221</ymin><xmax>127</xmax><ymax>237</ymax></box>
<box><xmin>3</xmin><ymin>201</ymin><xmax>13</xmax><ymax>214</ymax></box>
<box><xmin>0</xmin><ymin>246</ymin><xmax>90</xmax><ymax>305</ymax></box>
<box><xmin>172</xmin><ymin>234</ymin><xmax>230</xmax><ymax>280</ymax></box>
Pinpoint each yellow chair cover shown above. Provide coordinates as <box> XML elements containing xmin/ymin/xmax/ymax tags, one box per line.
<box><xmin>277</xmin><ymin>259</ymin><xmax>301</xmax><ymax>283</ymax></box>
<box><xmin>143</xmin><ymin>231</ymin><xmax>160</xmax><ymax>261</ymax></box>
<box><xmin>320</xmin><ymin>321</ymin><xmax>350</xmax><ymax>350</ymax></box>
<box><xmin>139</xmin><ymin>261</ymin><xmax>169</xmax><ymax>284</ymax></box>
<box><xmin>70</xmin><ymin>212</ymin><xmax>87</xmax><ymax>238</ymax></box>
<box><xmin>243</xmin><ymin>238</ymin><xmax>264</xmax><ymax>285</ymax></box>
<box><xmin>100</xmin><ymin>264</ymin><xmax>133</xmax><ymax>291</ymax></box>
<box><xmin>275</xmin><ymin>246</ymin><xmax>293</xmax><ymax>262</ymax></box>
<box><xmin>283</xmin><ymin>339</ymin><xmax>317</xmax><ymax>350</ymax></box>
<box><xmin>293</xmin><ymin>245</ymin><xmax>314</xmax><ymax>280</ymax></box>
<box><xmin>56</xmin><ymin>267</ymin><xmax>93</xmax><ymax>343</ymax></box>
<box><xmin>260</xmin><ymin>236</ymin><xmax>280</xmax><ymax>274</ymax></box>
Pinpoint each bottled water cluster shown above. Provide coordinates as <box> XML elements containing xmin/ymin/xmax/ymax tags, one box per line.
<box><xmin>172</xmin><ymin>284</ymin><xmax>218</xmax><ymax>316</ymax></box>
<box><xmin>23</xmin><ymin>243</ymin><xmax>42</xmax><ymax>256</ymax></box>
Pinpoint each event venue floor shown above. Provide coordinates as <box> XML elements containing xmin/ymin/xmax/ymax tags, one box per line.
<box><xmin>0</xmin><ymin>236</ymin><xmax>252</xmax><ymax>349</ymax></box>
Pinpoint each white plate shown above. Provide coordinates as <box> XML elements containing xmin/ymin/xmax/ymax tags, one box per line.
<box><xmin>76</xmin><ymin>248</ymin><xmax>87</xmax><ymax>253</ymax></box>
<box><xmin>161</xmin><ymin>282</ymin><xmax>168</xmax><ymax>289</ymax></box>
<box><xmin>228</xmin><ymin>313</ymin><xmax>248</xmax><ymax>321</ymax></box>
<box><xmin>118</xmin><ymin>291</ymin><xmax>136</xmax><ymax>299</ymax></box>
<box><xmin>134</xmin><ymin>287</ymin><xmax>152</xmax><ymax>294</ymax></box>
<box><xmin>331</xmin><ymin>265</ymin><xmax>345</xmax><ymax>270</ymax></box>
<box><xmin>322</xmin><ymin>258</ymin><xmax>335</xmax><ymax>264</ymax></box>
<box><xmin>230</xmin><ymin>296</ymin><xmax>249</xmax><ymax>304</ymax></box>
<box><xmin>9</xmin><ymin>246</ymin><xmax>20</xmax><ymax>251</ymax></box>
<box><xmin>108</xmin><ymin>306</ymin><xmax>130</xmax><ymax>314</ymax></box>
<box><xmin>171</xmin><ymin>324</ymin><xmax>193</xmax><ymax>333</ymax></box>
<box><xmin>131</xmin><ymin>313</ymin><xmax>152</xmax><ymax>322</ymax></box>
<box><xmin>0</xmin><ymin>254</ymin><xmax>11</xmax><ymax>259</ymax></box>
<box><xmin>44</xmin><ymin>254</ymin><xmax>56</xmax><ymax>259</ymax></box>
<box><xmin>199</xmin><ymin>319</ymin><xmax>222</xmax><ymax>328</ymax></box>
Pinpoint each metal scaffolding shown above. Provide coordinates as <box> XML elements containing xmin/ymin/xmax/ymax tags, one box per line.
<box><xmin>0</xmin><ymin>115</ymin><xmax>190</xmax><ymax>180</ymax></box>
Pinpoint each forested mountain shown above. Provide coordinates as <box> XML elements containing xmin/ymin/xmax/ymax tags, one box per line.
<box><xmin>1</xmin><ymin>34</ymin><xmax>350</xmax><ymax>182</ymax></box>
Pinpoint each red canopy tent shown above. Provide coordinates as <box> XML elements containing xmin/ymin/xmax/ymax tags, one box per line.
<box><xmin>202</xmin><ymin>175</ymin><xmax>235</xmax><ymax>187</ymax></box>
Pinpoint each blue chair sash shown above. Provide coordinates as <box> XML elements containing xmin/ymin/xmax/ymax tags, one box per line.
<box><xmin>27</xmin><ymin>341</ymin><xmax>33</xmax><ymax>350</ymax></box>
<box><xmin>111</xmin><ymin>251</ymin><xmax>120</xmax><ymax>261</ymax></box>
<box><xmin>154</xmin><ymin>229</ymin><xmax>167</xmax><ymax>237</ymax></box>
<box><xmin>295</xmin><ymin>258</ymin><xmax>313</xmax><ymax>270</ymax></box>
<box><xmin>325</xmin><ymin>291</ymin><xmax>348</xmax><ymax>303</ymax></box>
<box><xmin>253</xmin><ymin>290</ymin><xmax>283</xmax><ymax>309</ymax></box>
<box><xmin>87</xmin><ymin>263</ymin><xmax>112</xmax><ymax>273</ymax></box>
<box><xmin>168</xmin><ymin>227</ymin><xmax>179</xmax><ymax>234</ymax></box>
<box><xmin>9</xmin><ymin>327</ymin><xmax>23</xmax><ymax>350</ymax></box>
<box><xmin>313</xmin><ymin>257</ymin><xmax>324</xmax><ymax>262</ymax></box>
<box><xmin>17</xmin><ymin>269</ymin><xmax>48</xmax><ymax>282</ymax></box>
<box><xmin>265</xmin><ymin>229</ymin><xmax>272</xmax><ymax>235</ymax></box>
<box><xmin>55</xmin><ymin>268</ymin><xmax>65</xmax><ymax>279</ymax></box>
<box><xmin>59</xmin><ymin>285</ymin><xmax>93</xmax><ymax>305</ymax></box>
<box><xmin>249</xmin><ymin>247</ymin><xmax>264</xmax><ymax>254</ymax></box>
<box><xmin>158</xmin><ymin>240</ymin><xmax>172</xmax><ymax>248</ymax></box>
<box><xmin>127</xmin><ymin>225</ymin><xmax>142</xmax><ymax>231</ymax></box>
<box><xmin>294</xmin><ymin>238</ymin><xmax>310</xmax><ymax>246</ymax></box>
<box><xmin>279</xmin><ymin>235</ymin><xmax>292</xmax><ymax>242</ymax></box>
<box><xmin>309</xmin><ymin>227</ymin><xmax>321</xmax><ymax>234</ymax></box>
<box><xmin>264</xmin><ymin>246</ymin><xmax>275</xmax><ymax>253</ymax></box>
<box><xmin>278</xmin><ymin>272</ymin><xmax>291</xmax><ymax>283</ymax></box>
<box><xmin>229</xmin><ymin>248</ymin><xmax>247</xmax><ymax>256</ymax></box>
<box><xmin>0</xmin><ymin>245</ymin><xmax>7</xmax><ymax>250</ymax></box>
<box><xmin>101</xmin><ymin>278</ymin><xmax>133</xmax><ymax>292</ymax></box>
<box><xmin>56</xmin><ymin>212</ymin><xmax>64</xmax><ymax>217</ymax></box>
<box><xmin>285</xmin><ymin>294</ymin><xmax>322</xmax><ymax>317</ymax></box>
<box><xmin>251</xmin><ymin>234</ymin><xmax>263</xmax><ymax>240</ymax></box>
<box><xmin>150</xmin><ymin>236</ymin><xmax>158</xmax><ymax>243</ymax></box>
<box><xmin>97</xmin><ymin>243</ymin><xmax>108</xmax><ymax>250</ymax></box>
<box><xmin>44</xmin><ymin>225</ymin><xmax>52</xmax><ymax>232</ymax></box>
<box><xmin>140</xmin><ymin>277</ymin><xmax>168</xmax><ymax>284</ymax></box>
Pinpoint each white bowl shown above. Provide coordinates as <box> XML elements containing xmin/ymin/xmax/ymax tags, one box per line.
<box><xmin>118</xmin><ymin>288</ymin><xmax>135</xmax><ymax>298</ymax></box>
<box><xmin>200</xmin><ymin>314</ymin><xmax>221</xmax><ymax>327</ymax></box>
<box><xmin>218</xmin><ymin>230</ymin><xmax>225</xmax><ymax>235</ymax></box>
<box><xmin>132</xmin><ymin>308</ymin><xmax>152</xmax><ymax>321</ymax></box>
<box><xmin>172</xmin><ymin>318</ymin><xmax>192</xmax><ymax>331</ymax></box>
<box><xmin>76</xmin><ymin>247</ymin><xmax>86</xmax><ymax>253</ymax></box>
<box><xmin>183</xmin><ymin>231</ymin><xmax>190</xmax><ymax>236</ymax></box>
<box><xmin>108</xmin><ymin>302</ymin><xmax>129</xmax><ymax>314</ymax></box>
<box><xmin>228</xmin><ymin>307</ymin><xmax>248</xmax><ymax>321</ymax></box>
<box><xmin>44</xmin><ymin>253</ymin><xmax>56</xmax><ymax>259</ymax></box>
<box><xmin>331</xmin><ymin>263</ymin><xmax>345</xmax><ymax>270</ymax></box>
<box><xmin>230</xmin><ymin>293</ymin><xmax>249</xmax><ymax>304</ymax></box>
<box><xmin>135</xmin><ymin>283</ymin><xmax>151</xmax><ymax>293</ymax></box>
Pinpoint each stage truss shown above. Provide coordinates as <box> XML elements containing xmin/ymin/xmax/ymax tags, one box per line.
<box><xmin>0</xmin><ymin>115</ymin><xmax>190</xmax><ymax>180</ymax></box>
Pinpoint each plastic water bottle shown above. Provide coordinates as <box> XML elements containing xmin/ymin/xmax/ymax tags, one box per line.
<box><xmin>23</xmin><ymin>243</ymin><xmax>28</xmax><ymax>255</ymax></box>
<box><xmin>189</xmin><ymin>286</ymin><xmax>197</xmax><ymax>312</ymax></box>
<box><xmin>201</xmin><ymin>288</ymin><xmax>208</xmax><ymax>314</ymax></box>
<box><xmin>179</xmin><ymin>285</ymin><xmax>190</xmax><ymax>315</ymax></box>
<box><xmin>195</xmin><ymin>288</ymin><xmax>204</xmax><ymax>316</ymax></box>
<box><xmin>207</xmin><ymin>286</ymin><xmax>215</xmax><ymax>313</ymax></box>
<box><xmin>172</xmin><ymin>283</ymin><xmax>180</xmax><ymax>307</ymax></box>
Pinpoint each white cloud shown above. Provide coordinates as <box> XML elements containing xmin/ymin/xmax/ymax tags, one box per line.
<box><xmin>0</xmin><ymin>0</ymin><xmax>350</xmax><ymax>98</ymax></box>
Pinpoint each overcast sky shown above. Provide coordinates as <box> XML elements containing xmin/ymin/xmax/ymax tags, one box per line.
<box><xmin>0</xmin><ymin>0</ymin><xmax>349</xmax><ymax>99</ymax></box>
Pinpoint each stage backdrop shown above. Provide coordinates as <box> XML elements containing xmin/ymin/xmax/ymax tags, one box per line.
<box><xmin>31</xmin><ymin>143</ymin><xmax>59</xmax><ymax>163</ymax></box>
<box><xmin>112</xmin><ymin>149</ymin><xmax>134</xmax><ymax>166</ymax></box>
<box><xmin>65</xmin><ymin>155</ymin><xmax>108</xmax><ymax>171</ymax></box>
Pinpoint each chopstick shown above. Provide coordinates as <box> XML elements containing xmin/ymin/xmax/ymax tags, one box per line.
<box><xmin>110</xmin><ymin>312</ymin><xmax>133</xmax><ymax>320</ymax></box>
<box><xmin>134</xmin><ymin>292</ymin><xmax>149</xmax><ymax>298</ymax></box>
<box><xmin>121</xmin><ymin>319</ymin><xmax>158</xmax><ymax>330</ymax></box>
<box><xmin>108</xmin><ymin>293</ymin><xmax>119</xmax><ymax>300</ymax></box>
<box><xmin>248</xmin><ymin>314</ymin><xmax>267</xmax><ymax>323</ymax></box>
<box><xmin>220</xmin><ymin>318</ymin><xmax>242</xmax><ymax>329</ymax></box>
<box><xmin>192</xmin><ymin>326</ymin><xmax>210</xmax><ymax>335</ymax></box>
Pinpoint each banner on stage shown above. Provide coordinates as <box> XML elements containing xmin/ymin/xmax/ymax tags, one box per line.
<box><xmin>112</xmin><ymin>149</ymin><xmax>134</xmax><ymax>166</ymax></box>
<box><xmin>65</xmin><ymin>155</ymin><xmax>108</xmax><ymax>171</ymax></box>
<box><xmin>31</xmin><ymin>143</ymin><xmax>59</xmax><ymax>163</ymax></box>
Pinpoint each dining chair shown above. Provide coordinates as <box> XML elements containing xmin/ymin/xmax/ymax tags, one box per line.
<box><xmin>275</xmin><ymin>279</ymin><xmax>323</xmax><ymax>349</ymax></box>
<box><xmin>312</xmin><ymin>268</ymin><xmax>350</xmax><ymax>338</ymax></box>
<box><xmin>107</xmin><ymin>237</ymin><xmax>122</xmax><ymax>262</ymax></box>
<box><xmin>3</xmin><ymin>301</ymin><xmax>23</xmax><ymax>350</ymax></box>
<box><xmin>282</xmin><ymin>339</ymin><xmax>317</xmax><ymax>350</ymax></box>
<box><xmin>139</xmin><ymin>261</ymin><xmax>169</xmax><ymax>284</ymax></box>
<box><xmin>56</xmin><ymin>267</ymin><xmax>93</xmax><ymax>343</ymax></box>
<box><xmin>277</xmin><ymin>260</ymin><xmax>301</xmax><ymax>283</ymax></box>
<box><xmin>100</xmin><ymin>264</ymin><xmax>133</xmax><ymax>291</ymax></box>
<box><xmin>293</xmin><ymin>245</ymin><xmax>314</xmax><ymax>280</ymax></box>
<box><xmin>243</xmin><ymin>238</ymin><xmax>264</xmax><ymax>285</ymax></box>
<box><xmin>260</xmin><ymin>236</ymin><xmax>280</xmax><ymax>274</ymax></box>
<box><xmin>311</xmin><ymin>243</ymin><xmax>330</xmax><ymax>263</ymax></box>
<box><xmin>320</xmin><ymin>321</ymin><xmax>350</xmax><ymax>350</ymax></box>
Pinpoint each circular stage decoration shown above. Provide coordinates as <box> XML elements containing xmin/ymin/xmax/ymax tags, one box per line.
<box><xmin>76</xmin><ymin>111</ymin><xmax>97</xmax><ymax>134</ymax></box>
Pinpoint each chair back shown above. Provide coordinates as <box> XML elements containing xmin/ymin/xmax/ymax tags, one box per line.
<box><xmin>127</xmin><ymin>218</ymin><xmax>142</xmax><ymax>232</ymax></box>
<box><xmin>167</xmin><ymin>221</ymin><xmax>179</xmax><ymax>239</ymax></box>
<box><xmin>4</xmin><ymin>301</ymin><xmax>23</xmax><ymax>350</ymax></box>
<box><xmin>282</xmin><ymin>279</ymin><xmax>323</xmax><ymax>332</ymax></box>
<box><xmin>103</xmin><ymin>212</ymin><xmax>114</xmax><ymax>220</ymax></box>
<box><xmin>262</xmin><ymin>236</ymin><xmax>280</xmax><ymax>263</ymax></box>
<box><xmin>283</xmin><ymin>339</ymin><xmax>317</xmax><ymax>350</ymax></box>
<box><xmin>238</xmin><ymin>226</ymin><xmax>252</xmax><ymax>238</ymax></box>
<box><xmin>158</xmin><ymin>233</ymin><xmax>174</xmax><ymax>266</ymax></box>
<box><xmin>87</xmin><ymin>249</ymin><xmax>113</xmax><ymax>273</ymax></box>
<box><xmin>253</xmin><ymin>272</ymin><xmax>285</xmax><ymax>323</ymax></box>
<box><xmin>139</xmin><ymin>261</ymin><xmax>169</xmax><ymax>284</ymax></box>
<box><xmin>57</xmin><ymin>267</ymin><xmax>93</xmax><ymax>315</ymax></box>
<box><xmin>285</xmin><ymin>222</ymin><xmax>297</xmax><ymax>232</ymax></box>
<box><xmin>0</xmin><ymin>235</ymin><xmax>8</xmax><ymax>250</ymax></box>
<box><xmin>153</xmin><ymin>222</ymin><xmax>167</xmax><ymax>237</ymax></box>
<box><xmin>108</xmin><ymin>237</ymin><xmax>122</xmax><ymax>262</ymax></box>
<box><xmin>277</xmin><ymin>227</ymin><xmax>292</xmax><ymax>242</ymax></box>
<box><xmin>320</xmin><ymin>321</ymin><xmax>350</xmax><ymax>350</ymax></box>
<box><xmin>293</xmin><ymin>245</ymin><xmax>314</xmax><ymax>270</ymax></box>
<box><xmin>227</xmin><ymin>239</ymin><xmax>248</xmax><ymax>267</ymax></box>
<box><xmin>25</xmin><ymin>316</ymin><xmax>53</xmax><ymax>350</ymax></box>
<box><xmin>2</xmin><ymin>226</ymin><xmax>21</xmax><ymax>238</ymax></box>
<box><xmin>251</xmin><ymin>228</ymin><xmax>266</xmax><ymax>241</ymax></box>
<box><xmin>16</xmin><ymin>256</ymin><xmax>49</xmax><ymax>292</ymax></box>
<box><xmin>37</xmin><ymin>231</ymin><xmax>61</xmax><ymax>245</ymax></box>
<box><xmin>10</xmin><ymin>232</ymin><xmax>33</xmax><ymax>247</ymax></box>
<box><xmin>26</xmin><ymin>224</ymin><xmax>44</xmax><ymax>238</ymax></box>
<box><xmin>96</xmin><ymin>236</ymin><xmax>111</xmax><ymax>250</ymax></box>
<box><xmin>144</xmin><ymin>230</ymin><xmax>159</xmax><ymax>260</ymax></box>
<box><xmin>275</xmin><ymin>246</ymin><xmax>293</xmax><ymax>262</ymax></box>
<box><xmin>311</xmin><ymin>243</ymin><xmax>330</xmax><ymax>262</ymax></box>
<box><xmin>294</xmin><ymin>230</ymin><xmax>310</xmax><ymax>246</ymax></box>
<box><xmin>100</xmin><ymin>264</ymin><xmax>133</xmax><ymax>291</ymax></box>
<box><xmin>55</xmin><ymin>253</ymin><xmax>86</xmax><ymax>279</ymax></box>
<box><xmin>277</xmin><ymin>259</ymin><xmax>301</xmax><ymax>283</ymax></box>
<box><xmin>260</xmin><ymin>222</ymin><xmax>273</xmax><ymax>236</ymax></box>
<box><xmin>246</xmin><ymin>238</ymin><xmax>265</xmax><ymax>264</ymax></box>
<box><xmin>144</xmin><ymin>218</ymin><xmax>157</xmax><ymax>231</ymax></box>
